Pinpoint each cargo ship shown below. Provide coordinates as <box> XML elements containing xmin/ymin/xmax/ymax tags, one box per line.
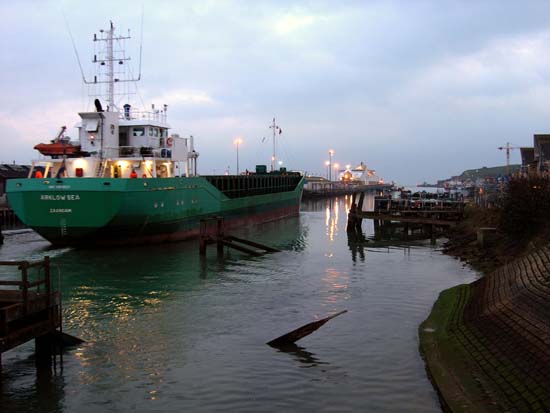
<box><xmin>6</xmin><ymin>22</ymin><xmax>304</xmax><ymax>247</ymax></box>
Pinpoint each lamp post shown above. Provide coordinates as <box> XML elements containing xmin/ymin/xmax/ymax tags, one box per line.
<box><xmin>328</xmin><ymin>149</ymin><xmax>334</xmax><ymax>181</ymax></box>
<box><xmin>334</xmin><ymin>163</ymin><xmax>340</xmax><ymax>182</ymax></box>
<box><xmin>234</xmin><ymin>137</ymin><xmax>242</xmax><ymax>174</ymax></box>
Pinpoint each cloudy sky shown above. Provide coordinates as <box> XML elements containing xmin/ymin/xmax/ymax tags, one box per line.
<box><xmin>2</xmin><ymin>1</ymin><xmax>550</xmax><ymax>185</ymax></box>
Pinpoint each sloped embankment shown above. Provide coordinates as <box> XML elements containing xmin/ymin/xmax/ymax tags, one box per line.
<box><xmin>420</xmin><ymin>245</ymin><xmax>550</xmax><ymax>412</ymax></box>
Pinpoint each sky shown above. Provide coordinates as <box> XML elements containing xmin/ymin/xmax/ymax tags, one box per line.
<box><xmin>2</xmin><ymin>0</ymin><xmax>550</xmax><ymax>185</ymax></box>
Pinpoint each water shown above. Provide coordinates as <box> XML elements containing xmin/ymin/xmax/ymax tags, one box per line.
<box><xmin>0</xmin><ymin>196</ymin><xmax>477</xmax><ymax>412</ymax></box>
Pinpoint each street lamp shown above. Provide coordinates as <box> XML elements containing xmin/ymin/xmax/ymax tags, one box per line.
<box><xmin>328</xmin><ymin>149</ymin><xmax>334</xmax><ymax>181</ymax></box>
<box><xmin>234</xmin><ymin>137</ymin><xmax>243</xmax><ymax>174</ymax></box>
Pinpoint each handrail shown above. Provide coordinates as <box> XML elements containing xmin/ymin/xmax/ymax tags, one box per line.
<box><xmin>0</xmin><ymin>257</ymin><xmax>53</xmax><ymax>314</ymax></box>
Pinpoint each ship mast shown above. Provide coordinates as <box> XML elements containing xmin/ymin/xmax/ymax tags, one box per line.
<box><xmin>269</xmin><ymin>118</ymin><xmax>281</xmax><ymax>172</ymax></box>
<box><xmin>84</xmin><ymin>21</ymin><xmax>140</xmax><ymax>112</ymax></box>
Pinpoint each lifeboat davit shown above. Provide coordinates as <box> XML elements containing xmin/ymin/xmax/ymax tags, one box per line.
<box><xmin>34</xmin><ymin>142</ymin><xmax>81</xmax><ymax>157</ymax></box>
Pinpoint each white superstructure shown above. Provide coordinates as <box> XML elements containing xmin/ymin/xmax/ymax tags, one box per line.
<box><xmin>29</xmin><ymin>22</ymin><xmax>199</xmax><ymax>180</ymax></box>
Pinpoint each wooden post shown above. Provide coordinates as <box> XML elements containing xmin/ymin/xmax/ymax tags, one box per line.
<box><xmin>216</xmin><ymin>217</ymin><xmax>224</xmax><ymax>255</ymax></box>
<box><xmin>357</xmin><ymin>192</ymin><xmax>365</xmax><ymax>212</ymax></box>
<box><xmin>346</xmin><ymin>203</ymin><xmax>357</xmax><ymax>232</ymax></box>
<box><xmin>199</xmin><ymin>238</ymin><xmax>207</xmax><ymax>255</ymax></box>
<box><xmin>44</xmin><ymin>256</ymin><xmax>51</xmax><ymax>308</ymax></box>
<box><xmin>35</xmin><ymin>333</ymin><xmax>53</xmax><ymax>362</ymax></box>
<box><xmin>199</xmin><ymin>219</ymin><xmax>207</xmax><ymax>256</ymax></box>
<box><xmin>21</xmin><ymin>262</ymin><xmax>28</xmax><ymax>315</ymax></box>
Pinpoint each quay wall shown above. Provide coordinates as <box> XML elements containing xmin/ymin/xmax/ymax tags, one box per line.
<box><xmin>420</xmin><ymin>245</ymin><xmax>550</xmax><ymax>412</ymax></box>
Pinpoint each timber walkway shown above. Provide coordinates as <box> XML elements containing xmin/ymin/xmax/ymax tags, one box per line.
<box><xmin>0</xmin><ymin>257</ymin><xmax>61</xmax><ymax>366</ymax></box>
<box><xmin>421</xmin><ymin>245</ymin><xmax>550</xmax><ymax>411</ymax></box>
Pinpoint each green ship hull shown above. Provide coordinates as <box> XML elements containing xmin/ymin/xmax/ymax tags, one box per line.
<box><xmin>7</xmin><ymin>174</ymin><xmax>304</xmax><ymax>246</ymax></box>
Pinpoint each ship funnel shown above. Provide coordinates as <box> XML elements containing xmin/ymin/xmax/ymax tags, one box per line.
<box><xmin>94</xmin><ymin>99</ymin><xmax>104</xmax><ymax>112</ymax></box>
<box><xmin>123</xmin><ymin>104</ymin><xmax>131</xmax><ymax>119</ymax></box>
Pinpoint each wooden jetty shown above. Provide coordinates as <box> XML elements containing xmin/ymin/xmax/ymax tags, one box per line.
<box><xmin>347</xmin><ymin>192</ymin><xmax>465</xmax><ymax>235</ymax></box>
<box><xmin>199</xmin><ymin>216</ymin><xmax>280</xmax><ymax>256</ymax></box>
<box><xmin>0</xmin><ymin>256</ymin><xmax>61</xmax><ymax>366</ymax></box>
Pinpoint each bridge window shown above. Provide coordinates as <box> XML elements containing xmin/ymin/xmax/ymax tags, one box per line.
<box><xmin>133</xmin><ymin>127</ymin><xmax>145</xmax><ymax>137</ymax></box>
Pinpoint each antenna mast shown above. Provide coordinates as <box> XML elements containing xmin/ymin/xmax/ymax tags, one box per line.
<box><xmin>84</xmin><ymin>21</ymin><xmax>138</xmax><ymax>111</ymax></box>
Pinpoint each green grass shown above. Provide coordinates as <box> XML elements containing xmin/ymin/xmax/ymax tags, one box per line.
<box><xmin>419</xmin><ymin>284</ymin><xmax>500</xmax><ymax>412</ymax></box>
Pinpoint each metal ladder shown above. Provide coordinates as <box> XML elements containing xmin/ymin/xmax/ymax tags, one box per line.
<box><xmin>95</xmin><ymin>160</ymin><xmax>107</xmax><ymax>177</ymax></box>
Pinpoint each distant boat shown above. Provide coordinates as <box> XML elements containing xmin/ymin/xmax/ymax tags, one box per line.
<box><xmin>7</xmin><ymin>22</ymin><xmax>304</xmax><ymax>247</ymax></box>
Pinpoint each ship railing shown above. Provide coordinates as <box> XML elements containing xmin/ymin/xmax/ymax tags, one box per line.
<box><xmin>119</xmin><ymin>109</ymin><xmax>167</xmax><ymax>123</ymax></box>
<box><xmin>100</xmin><ymin>146</ymin><xmax>173</xmax><ymax>159</ymax></box>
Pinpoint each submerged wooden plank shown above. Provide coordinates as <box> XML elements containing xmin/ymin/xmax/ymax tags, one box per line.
<box><xmin>225</xmin><ymin>235</ymin><xmax>280</xmax><ymax>252</ymax></box>
<box><xmin>267</xmin><ymin>310</ymin><xmax>348</xmax><ymax>347</ymax></box>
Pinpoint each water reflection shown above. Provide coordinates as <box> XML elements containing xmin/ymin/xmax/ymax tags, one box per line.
<box><xmin>273</xmin><ymin>344</ymin><xmax>328</xmax><ymax>368</ymax></box>
<box><xmin>347</xmin><ymin>230</ymin><xmax>366</xmax><ymax>262</ymax></box>
<box><xmin>0</xmin><ymin>355</ymin><xmax>65</xmax><ymax>412</ymax></box>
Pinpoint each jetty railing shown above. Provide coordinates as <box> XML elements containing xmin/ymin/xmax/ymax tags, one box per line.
<box><xmin>0</xmin><ymin>257</ymin><xmax>61</xmax><ymax>362</ymax></box>
<box><xmin>373</xmin><ymin>197</ymin><xmax>465</xmax><ymax>214</ymax></box>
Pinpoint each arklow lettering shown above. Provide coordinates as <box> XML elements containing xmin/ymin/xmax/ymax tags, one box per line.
<box><xmin>40</xmin><ymin>194</ymin><xmax>81</xmax><ymax>201</ymax></box>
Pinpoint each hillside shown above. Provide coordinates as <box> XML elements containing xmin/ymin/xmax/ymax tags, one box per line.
<box><xmin>459</xmin><ymin>164</ymin><xmax>520</xmax><ymax>179</ymax></box>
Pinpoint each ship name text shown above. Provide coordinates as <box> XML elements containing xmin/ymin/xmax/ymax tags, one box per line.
<box><xmin>40</xmin><ymin>194</ymin><xmax>81</xmax><ymax>201</ymax></box>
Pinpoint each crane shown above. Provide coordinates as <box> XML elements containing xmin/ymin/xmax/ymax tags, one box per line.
<box><xmin>498</xmin><ymin>142</ymin><xmax>520</xmax><ymax>176</ymax></box>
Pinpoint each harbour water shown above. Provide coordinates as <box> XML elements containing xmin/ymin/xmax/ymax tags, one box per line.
<box><xmin>0</xmin><ymin>195</ymin><xmax>477</xmax><ymax>412</ymax></box>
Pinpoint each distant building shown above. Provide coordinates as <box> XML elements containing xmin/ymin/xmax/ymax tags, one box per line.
<box><xmin>534</xmin><ymin>134</ymin><xmax>550</xmax><ymax>173</ymax></box>
<box><xmin>339</xmin><ymin>162</ymin><xmax>382</xmax><ymax>185</ymax></box>
<box><xmin>520</xmin><ymin>147</ymin><xmax>536</xmax><ymax>175</ymax></box>
<box><xmin>304</xmin><ymin>175</ymin><xmax>332</xmax><ymax>191</ymax></box>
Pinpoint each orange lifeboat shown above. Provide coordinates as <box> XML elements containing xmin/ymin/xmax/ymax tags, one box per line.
<box><xmin>34</xmin><ymin>125</ymin><xmax>81</xmax><ymax>157</ymax></box>
<box><xmin>34</xmin><ymin>142</ymin><xmax>81</xmax><ymax>157</ymax></box>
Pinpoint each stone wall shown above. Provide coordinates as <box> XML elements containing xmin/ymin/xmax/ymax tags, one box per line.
<box><xmin>425</xmin><ymin>245</ymin><xmax>550</xmax><ymax>411</ymax></box>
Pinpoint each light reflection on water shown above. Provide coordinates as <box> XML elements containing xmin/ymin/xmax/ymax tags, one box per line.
<box><xmin>0</xmin><ymin>196</ymin><xmax>477</xmax><ymax>412</ymax></box>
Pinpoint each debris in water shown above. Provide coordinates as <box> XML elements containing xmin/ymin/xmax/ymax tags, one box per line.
<box><xmin>267</xmin><ymin>310</ymin><xmax>348</xmax><ymax>347</ymax></box>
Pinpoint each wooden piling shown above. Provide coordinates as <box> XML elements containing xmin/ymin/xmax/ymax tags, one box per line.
<box><xmin>346</xmin><ymin>192</ymin><xmax>364</xmax><ymax>233</ymax></box>
<box><xmin>216</xmin><ymin>218</ymin><xmax>224</xmax><ymax>255</ymax></box>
